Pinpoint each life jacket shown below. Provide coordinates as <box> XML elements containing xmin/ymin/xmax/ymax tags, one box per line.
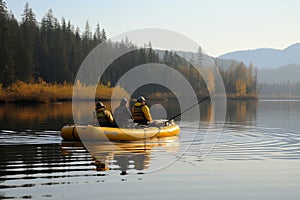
<box><xmin>96</xmin><ymin>110</ymin><xmax>110</xmax><ymax>124</ymax></box>
<box><xmin>132</xmin><ymin>104</ymin><xmax>147</xmax><ymax>124</ymax></box>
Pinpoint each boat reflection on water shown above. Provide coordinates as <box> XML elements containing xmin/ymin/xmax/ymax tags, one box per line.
<box><xmin>0</xmin><ymin>136</ymin><xmax>179</xmax><ymax>196</ymax></box>
<box><xmin>61</xmin><ymin>136</ymin><xmax>179</xmax><ymax>175</ymax></box>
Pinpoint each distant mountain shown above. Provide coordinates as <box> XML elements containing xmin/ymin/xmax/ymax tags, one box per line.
<box><xmin>258</xmin><ymin>64</ymin><xmax>300</xmax><ymax>83</ymax></box>
<box><xmin>218</xmin><ymin>43</ymin><xmax>300</xmax><ymax>69</ymax></box>
<box><xmin>156</xmin><ymin>45</ymin><xmax>300</xmax><ymax>84</ymax></box>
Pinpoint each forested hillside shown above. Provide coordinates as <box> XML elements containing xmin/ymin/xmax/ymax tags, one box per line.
<box><xmin>0</xmin><ymin>1</ymin><xmax>106</xmax><ymax>86</ymax></box>
<box><xmin>0</xmin><ymin>1</ymin><xmax>258</xmax><ymax>99</ymax></box>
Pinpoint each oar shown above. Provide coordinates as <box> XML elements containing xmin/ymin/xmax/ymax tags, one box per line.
<box><xmin>166</xmin><ymin>91</ymin><xmax>218</xmax><ymax>123</ymax></box>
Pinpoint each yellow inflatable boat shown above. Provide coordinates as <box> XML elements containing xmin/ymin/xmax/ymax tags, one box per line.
<box><xmin>61</xmin><ymin>121</ymin><xmax>180</xmax><ymax>142</ymax></box>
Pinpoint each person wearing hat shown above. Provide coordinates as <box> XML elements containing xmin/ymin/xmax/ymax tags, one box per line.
<box><xmin>132</xmin><ymin>96</ymin><xmax>152</xmax><ymax>125</ymax></box>
<box><xmin>113</xmin><ymin>98</ymin><xmax>133</xmax><ymax>128</ymax></box>
<box><xmin>95</xmin><ymin>101</ymin><xmax>115</xmax><ymax>127</ymax></box>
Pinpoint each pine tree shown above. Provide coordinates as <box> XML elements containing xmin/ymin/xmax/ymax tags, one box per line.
<box><xmin>0</xmin><ymin>0</ymin><xmax>17</xmax><ymax>86</ymax></box>
<box><xmin>94</xmin><ymin>23</ymin><xmax>101</xmax><ymax>43</ymax></box>
<box><xmin>17</xmin><ymin>2</ymin><xmax>38</xmax><ymax>82</ymax></box>
<box><xmin>101</xmin><ymin>28</ymin><xmax>107</xmax><ymax>41</ymax></box>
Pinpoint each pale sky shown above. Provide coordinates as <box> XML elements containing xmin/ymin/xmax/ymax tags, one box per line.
<box><xmin>5</xmin><ymin>0</ymin><xmax>300</xmax><ymax>57</ymax></box>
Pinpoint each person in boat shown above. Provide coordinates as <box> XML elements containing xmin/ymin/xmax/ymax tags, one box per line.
<box><xmin>95</xmin><ymin>101</ymin><xmax>115</xmax><ymax>127</ymax></box>
<box><xmin>132</xmin><ymin>96</ymin><xmax>152</xmax><ymax>125</ymax></box>
<box><xmin>113</xmin><ymin>98</ymin><xmax>133</xmax><ymax>128</ymax></box>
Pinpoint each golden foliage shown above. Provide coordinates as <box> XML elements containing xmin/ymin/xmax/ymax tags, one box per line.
<box><xmin>0</xmin><ymin>81</ymin><xmax>129</xmax><ymax>103</ymax></box>
<box><xmin>235</xmin><ymin>79</ymin><xmax>247</xmax><ymax>96</ymax></box>
<box><xmin>73</xmin><ymin>80</ymin><xmax>129</xmax><ymax>100</ymax></box>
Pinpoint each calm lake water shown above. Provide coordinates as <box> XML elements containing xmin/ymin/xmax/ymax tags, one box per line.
<box><xmin>0</xmin><ymin>100</ymin><xmax>300</xmax><ymax>199</ymax></box>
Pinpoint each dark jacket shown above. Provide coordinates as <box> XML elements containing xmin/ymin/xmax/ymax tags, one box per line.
<box><xmin>113</xmin><ymin>105</ymin><xmax>132</xmax><ymax>127</ymax></box>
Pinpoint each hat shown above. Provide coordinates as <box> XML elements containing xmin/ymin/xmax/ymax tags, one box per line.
<box><xmin>137</xmin><ymin>96</ymin><xmax>146</xmax><ymax>103</ymax></box>
<box><xmin>95</xmin><ymin>102</ymin><xmax>106</xmax><ymax>109</ymax></box>
<box><xmin>120</xmin><ymin>98</ymin><xmax>128</xmax><ymax>106</ymax></box>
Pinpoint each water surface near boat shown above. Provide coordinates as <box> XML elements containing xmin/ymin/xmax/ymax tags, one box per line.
<box><xmin>0</xmin><ymin>100</ymin><xmax>300</xmax><ymax>199</ymax></box>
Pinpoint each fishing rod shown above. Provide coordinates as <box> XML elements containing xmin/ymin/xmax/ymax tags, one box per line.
<box><xmin>167</xmin><ymin>90</ymin><xmax>218</xmax><ymax>122</ymax></box>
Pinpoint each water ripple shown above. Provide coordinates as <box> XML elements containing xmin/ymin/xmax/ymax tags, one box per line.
<box><xmin>184</xmin><ymin>123</ymin><xmax>300</xmax><ymax>161</ymax></box>
<box><xmin>0</xmin><ymin>122</ymin><xmax>300</xmax><ymax>199</ymax></box>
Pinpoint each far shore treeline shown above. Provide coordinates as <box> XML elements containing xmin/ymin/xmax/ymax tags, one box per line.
<box><xmin>0</xmin><ymin>1</ymin><xmax>258</xmax><ymax>103</ymax></box>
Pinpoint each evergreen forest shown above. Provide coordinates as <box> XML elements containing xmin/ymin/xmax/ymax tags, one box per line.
<box><xmin>0</xmin><ymin>1</ymin><xmax>258</xmax><ymax>100</ymax></box>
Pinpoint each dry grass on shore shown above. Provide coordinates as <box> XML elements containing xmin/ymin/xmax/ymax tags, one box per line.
<box><xmin>0</xmin><ymin>81</ymin><xmax>128</xmax><ymax>103</ymax></box>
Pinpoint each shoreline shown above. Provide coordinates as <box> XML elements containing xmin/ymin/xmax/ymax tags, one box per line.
<box><xmin>3</xmin><ymin>82</ymin><xmax>299</xmax><ymax>104</ymax></box>
<box><xmin>0</xmin><ymin>96</ymin><xmax>259</xmax><ymax>104</ymax></box>
<box><xmin>0</xmin><ymin>81</ymin><xmax>128</xmax><ymax>104</ymax></box>
<box><xmin>259</xmin><ymin>96</ymin><xmax>300</xmax><ymax>100</ymax></box>
<box><xmin>2</xmin><ymin>96</ymin><xmax>300</xmax><ymax>104</ymax></box>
